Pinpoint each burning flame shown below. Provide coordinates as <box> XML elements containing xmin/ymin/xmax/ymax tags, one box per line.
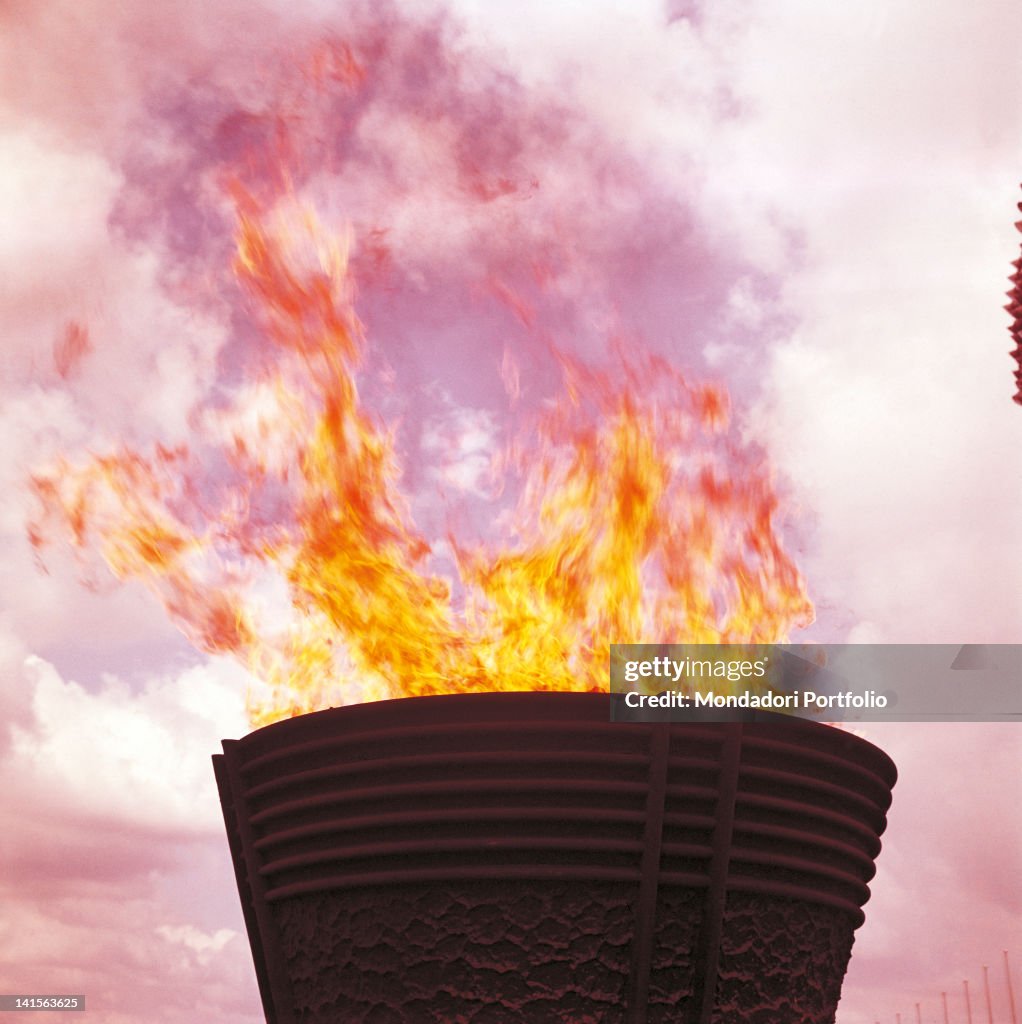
<box><xmin>28</xmin><ymin>41</ymin><xmax>814</xmax><ymax>727</ymax></box>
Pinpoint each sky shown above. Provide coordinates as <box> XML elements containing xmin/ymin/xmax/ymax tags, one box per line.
<box><xmin>1</xmin><ymin>1</ymin><xmax>1020</xmax><ymax>1022</ymax></box>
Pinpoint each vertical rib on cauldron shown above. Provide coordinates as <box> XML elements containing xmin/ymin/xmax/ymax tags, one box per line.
<box><xmin>214</xmin><ymin>692</ymin><xmax>896</xmax><ymax>1023</ymax></box>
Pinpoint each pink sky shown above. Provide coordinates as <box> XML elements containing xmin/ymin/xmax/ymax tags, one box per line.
<box><xmin>1</xmin><ymin>1</ymin><xmax>1020</xmax><ymax>1021</ymax></box>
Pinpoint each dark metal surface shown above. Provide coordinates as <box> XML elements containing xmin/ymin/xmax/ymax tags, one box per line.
<box><xmin>214</xmin><ymin>691</ymin><xmax>896</xmax><ymax>1022</ymax></box>
<box><xmin>691</xmin><ymin>722</ymin><xmax>742</xmax><ymax>1024</ymax></box>
<box><xmin>626</xmin><ymin>724</ymin><xmax>669</xmax><ymax>1022</ymax></box>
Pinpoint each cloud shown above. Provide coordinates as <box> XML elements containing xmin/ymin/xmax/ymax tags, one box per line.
<box><xmin>693</xmin><ymin>0</ymin><xmax>1022</xmax><ymax>641</ymax></box>
<box><xmin>0</xmin><ymin>128</ymin><xmax>227</xmax><ymax>442</ymax></box>
<box><xmin>2</xmin><ymin>656</ymin><xmax>251</xmax><ymax>842</ymax></box>
<box><xmin>0</xmin><ymin>0</ymin><xmax>291</xmax><ymax>148</ymax></box>
<box><xmin>0</xmin><ymin>625</ymin><xmax>35</xmax><ymax>756</ymax></box>
<box><xmin>156</xmin><ymin>924</ymin><xmax>239</xmax><ymax>967</ymax></box>
<box><xmin>0</xmin><ymin>655</ymin><xmax>260</xmax><ymax>1020</ymax></box>
<box><xmin>421</xmin><ymin>401</ymin><xmax>500</xmax><ymax>496</ymax></box>
<box><xmin>0</xmin><ymin>892</ymin><xmax>259</xmax><ymax>1024</ymax></box>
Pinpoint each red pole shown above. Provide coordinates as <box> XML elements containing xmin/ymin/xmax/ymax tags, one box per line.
<box><xmin>984</xmin><ymin>965</ymin><xmax>994</xmax><ymax>1024</ymax></box>
<box><xmin>965</xmin><ymin>979</ymin><xmax>974</xmax><ymax>1024</ymax></box>
<box><xmin>1007</xmin><ymin>951</ymin><xmax>1019</xmax><ymax>1024</ymax></box>
<box><xmin>916</xmin><ymin>1002</ymin><xmax>923</xmax><ymax>1024</ymax></box>
<box><xmin>942</xmin><ymin>991</ymin><xmax>950</xmax><ymax>1024</ymax></box>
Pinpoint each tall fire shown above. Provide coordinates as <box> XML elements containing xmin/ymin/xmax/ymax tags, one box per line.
<box><xmin>20</xmin><ymin>19</ymin><xmax>908</xmax><ymax>1024</ymax></box>
<box><xmin>27</xmin><ymin>31</ymin><xmax>813</xmax><ymax>726</ymax></box>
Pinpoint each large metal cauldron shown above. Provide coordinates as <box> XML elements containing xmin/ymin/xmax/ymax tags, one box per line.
<box><xmin>214</xmin><ymin>691</ymin><xmax>896</xmax><ymax>1023</ymax></box>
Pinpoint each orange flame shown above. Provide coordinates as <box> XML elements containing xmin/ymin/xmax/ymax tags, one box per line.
<box><xmin>28</xmin><ymin>51</ymin><xmax>813</xmax><ymax>727</ymax></box>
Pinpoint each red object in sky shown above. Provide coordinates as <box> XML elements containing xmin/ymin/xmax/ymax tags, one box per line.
<box><xmin>1009</xmin><ymin>192</ymin><xmax>1022</xmax><ymax>405</ymax></box>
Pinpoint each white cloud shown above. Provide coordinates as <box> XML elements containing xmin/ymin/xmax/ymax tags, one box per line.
<box><xmin>5</xmin><ymin>656</ymin><xmax>252</xmax><ymax>835</ymax></box>
<box><xmin>421</xmin><ymin>403</ymin><xmax>500</xmax><ymax>496</ymax></box>
<box><xmin>694</xmin><ymin>0</ymin><xmax>1022</xmax><ymax>641</ymax></box>
<box><xmin>0</xmin><ymin>651</ymin><xmax>262</xmax><ymax>1021</ymax></box>
<box><xmin>0</xmin><ymin>130</ymin><xmax>120</xmax><ymax>310</ymax></box>
<box><xmin>156</xmin><ymin>924</ymin><xmax>238</xmax><ymax>966</ymax></box>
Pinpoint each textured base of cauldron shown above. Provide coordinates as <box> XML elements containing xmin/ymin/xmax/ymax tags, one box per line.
<box><xmin>274</xmin><ymin>881</ymin><xmax>646</xmax><ymax>1023</ymax></box>
<box><xmin>270</xmin><ymin>883</ymin><xmax>850</xmax><ymax>1023</ymax></box>
<box><xmin>709</xmin><ymin>893</ymin><xmax>852</xmax><ymax>1024</ymax></box>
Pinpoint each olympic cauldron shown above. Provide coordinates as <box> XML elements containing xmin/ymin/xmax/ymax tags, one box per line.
<box><xmin>213</xmin><ymin>691</ymin><xmax>896</xmax><ymax>1023</ymax></box>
